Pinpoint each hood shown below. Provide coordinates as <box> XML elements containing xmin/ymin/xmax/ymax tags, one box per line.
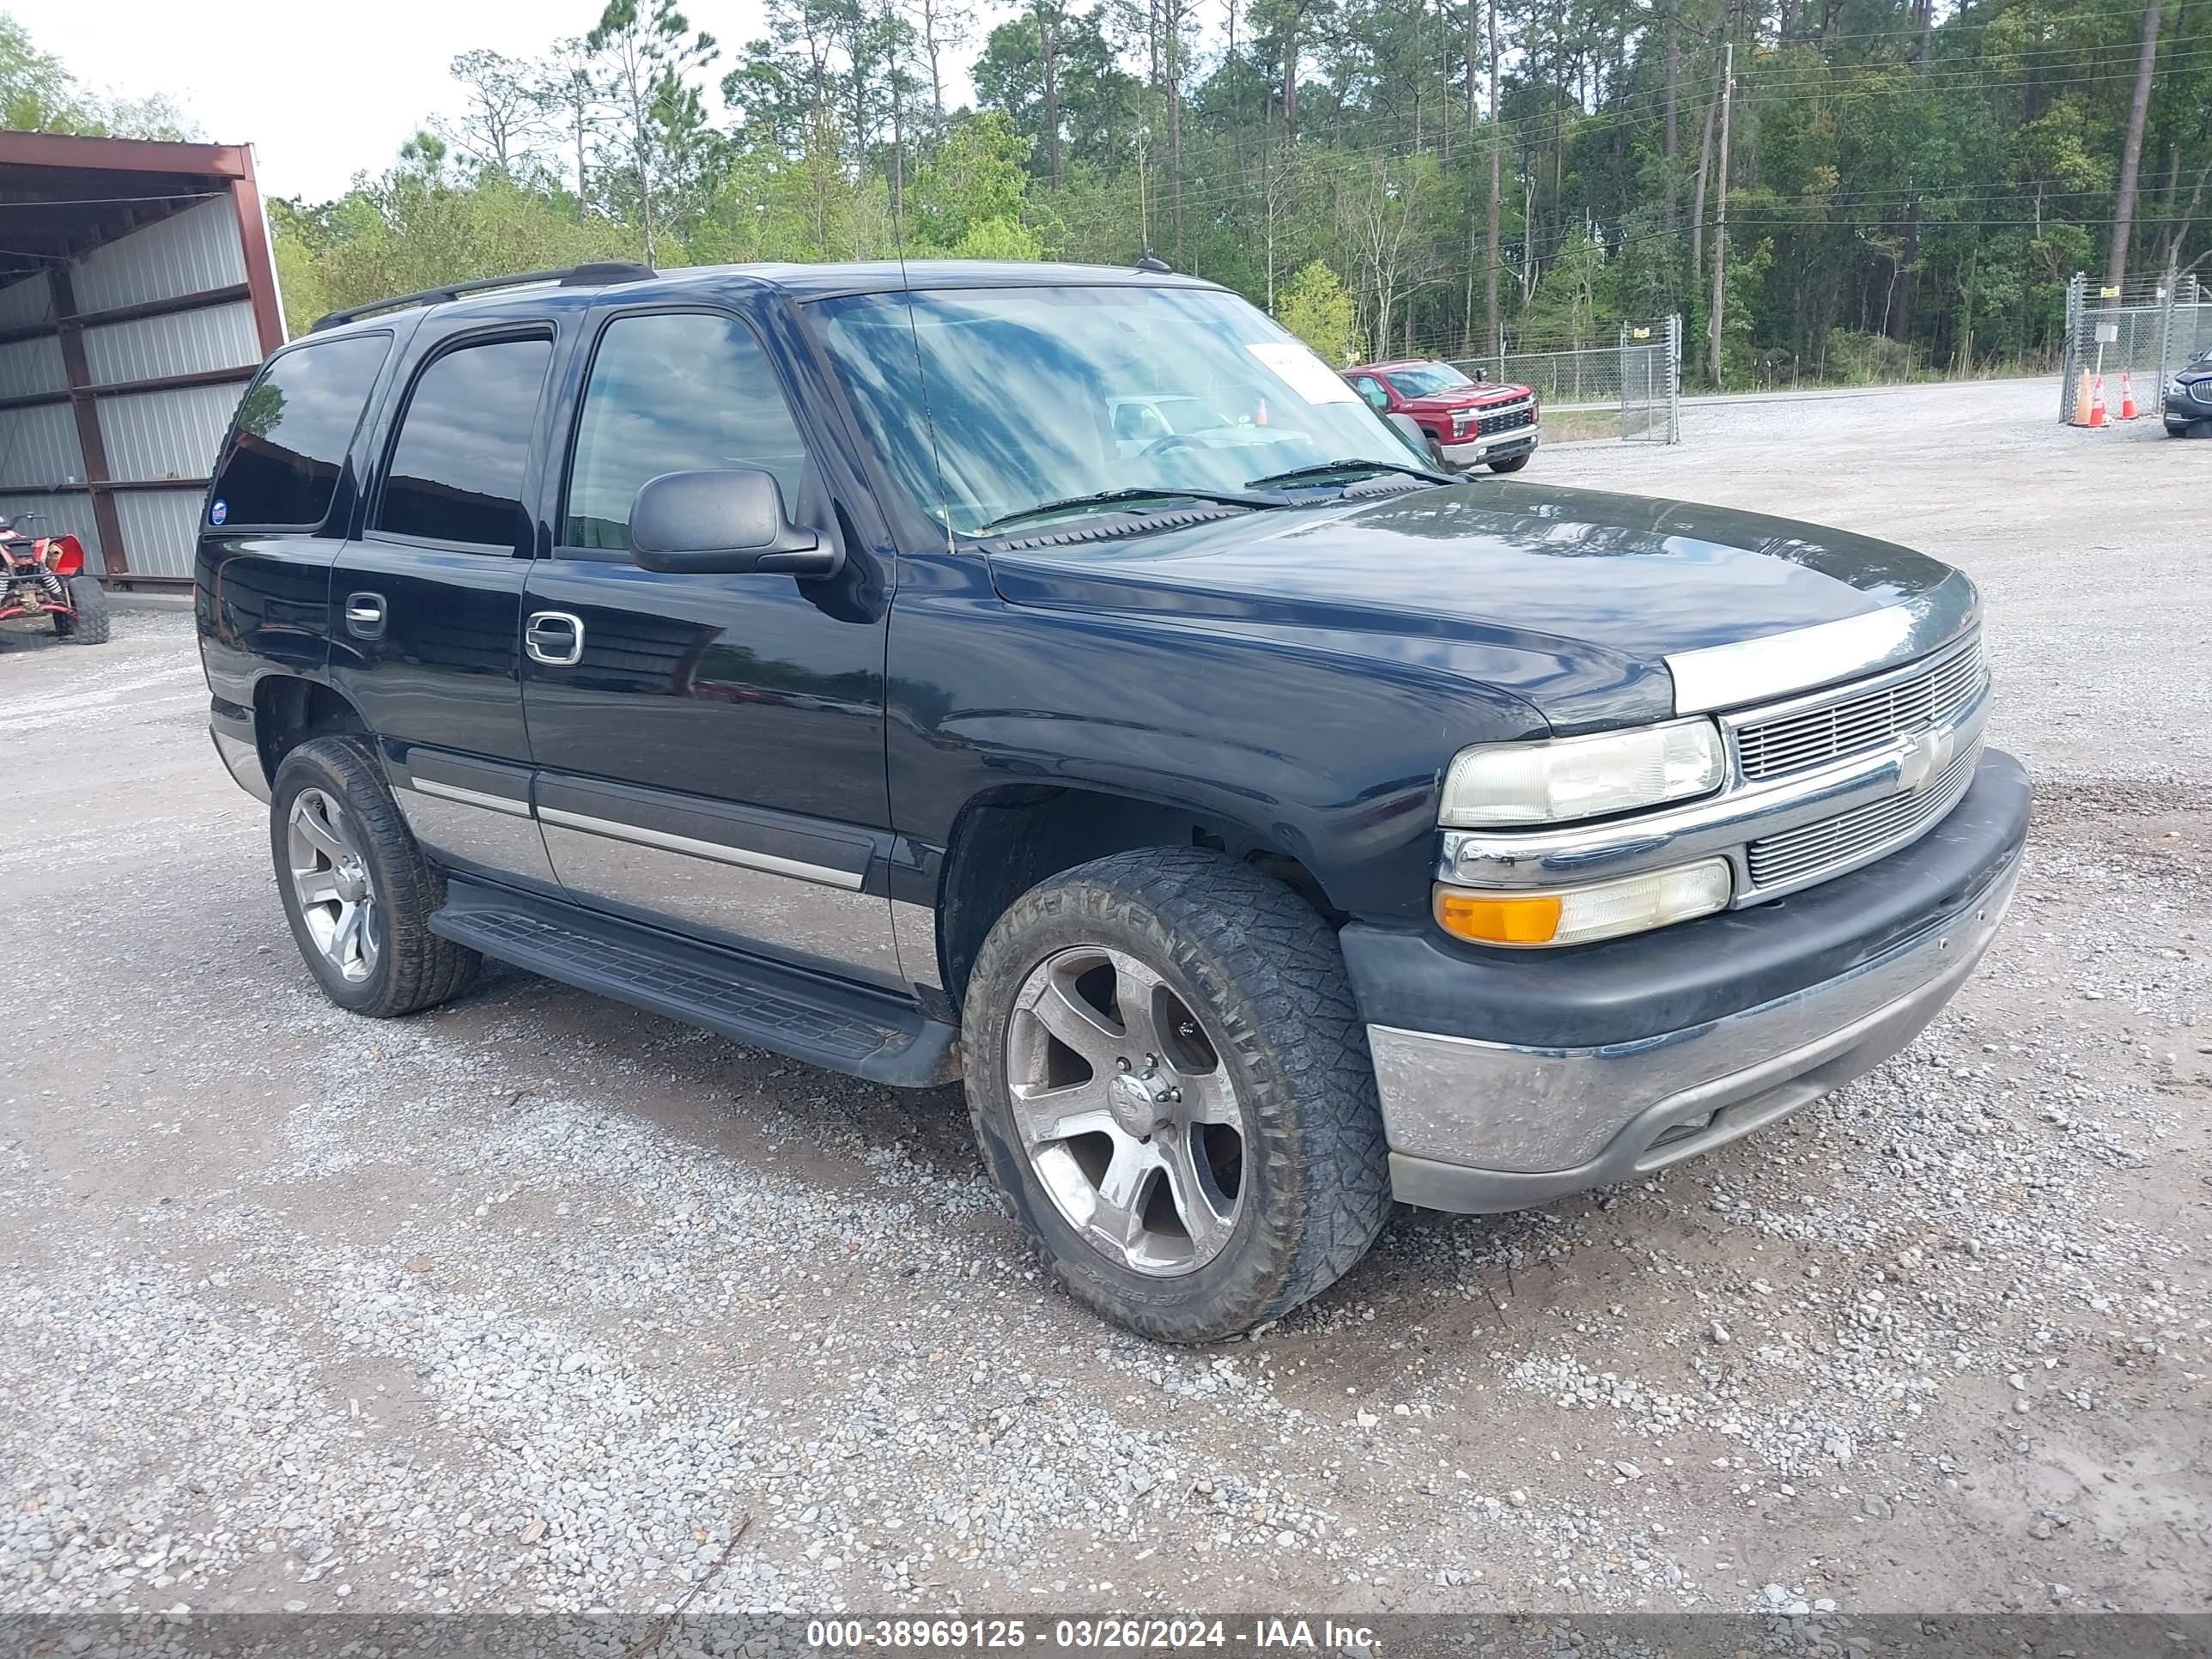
<box><xmin>987</xmin><ymin>479</ymin><xmax>1973</xmax><ymax>732</ymax></box>
<box><xmin>1400</xmin><ymin>382</ymin><xmax>1534</xmax><ymax>413</ymax></box>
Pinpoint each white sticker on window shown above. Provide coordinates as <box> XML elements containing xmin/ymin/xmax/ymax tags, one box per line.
<box><xmin>1244</xmin><ymin>340</ymin><xmax>1358</xmax><ymax>404</ymax></box>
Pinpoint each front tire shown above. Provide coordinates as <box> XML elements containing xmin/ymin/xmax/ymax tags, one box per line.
<box><xmin>962</xmin><ymin>848</ymin><xmax>1390</xmax><ymax>1341</ymax></box>
<box><xmin>270</xmin><ymin>735</ymin><xmax>478</xmax><ymax>1018</ymax></box>
<box><xmin>1488</xmin><ymin>452</ymin><xmax>1532</xmax><ymax>474</ymax></box>
<box><xmin>52</xmin><ymin>574</ymin><xmax>109</xmax><ymax>643</ymax></box>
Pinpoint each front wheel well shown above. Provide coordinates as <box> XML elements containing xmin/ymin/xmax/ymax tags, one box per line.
<box><xmin>253</xmin><ymin>676</ymin><xmax>368</xmax><ymax>787</ymax></box>
<box><xmin>934</xmin><ymin>785</ymin><xmax>1340</xmax><ymax>1006</ymax></box>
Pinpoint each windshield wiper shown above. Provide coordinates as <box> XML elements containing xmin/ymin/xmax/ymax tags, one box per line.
<box><xmin>981</xmin><ymin>486</ymin><xmax>1283</xmax><ymax>534</ymax></box>
<box><xmin>1243</xmin><ymin>458</ymin><xmax>1453</xmax><ymax>489</ymax></box>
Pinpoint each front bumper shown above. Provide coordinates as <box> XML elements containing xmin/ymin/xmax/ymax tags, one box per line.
<box><xmin>2165</xmin><ymin>392</ymin><xmax>2212</xmax><ymax>428</ymax></box>
<box><xmin>1439</xmin><ymin>426</ymin><xmax>1540</xmax><ymax>467</ymax></box>
<box><xmin>1350</xmin><ymin>748</ymin><xmax>2028</xmax><ymax>1213</ymax></box>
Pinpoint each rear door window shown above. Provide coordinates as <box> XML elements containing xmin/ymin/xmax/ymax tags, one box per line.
<box><xmin>375</xmin><ymin>336</ymin><xmax>553</xmax><ymax>550</ymax></box>
<box><xmin>208</xmin><ymin>333</ymin><xmax>392</xmax><ymax>529</ymax></box>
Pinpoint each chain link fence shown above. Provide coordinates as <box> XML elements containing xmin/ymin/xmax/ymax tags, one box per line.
<box><xmin>1449</xmin><ymin>314</ymin><xmax>1680</xmax><ymax>442</ymax></box>
<box><xmin>1620</xmin><ymin>316</ymin><xmax>1682</xmax><ymax>443</ymax></box>
<box><xmin>2059</xmin><ymin>270</ymin><xmax>2208</xmax><ymax>423</ymax></box>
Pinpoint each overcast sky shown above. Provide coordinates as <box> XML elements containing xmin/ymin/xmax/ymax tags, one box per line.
<box><xmin>15</xmin><ymin>0</ymin><xmax>779</xmax><ymax>202</ymax></box>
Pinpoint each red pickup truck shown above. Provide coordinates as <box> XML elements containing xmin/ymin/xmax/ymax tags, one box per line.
<box><xmin>1346</xmin><ymin>358</ymin><xmax>1540</xmax><ymax>474</ymax></box>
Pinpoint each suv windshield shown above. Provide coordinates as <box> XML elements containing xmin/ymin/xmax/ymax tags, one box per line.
<box><xmin>811</xmin><ymin>284</ymin><xmax>1414</xmax><ymax>537</ymax></box>
<box><xmin>1383</xmin><ymin>362</ymin><xmax>1473</xmax><ymax>398</ymax></box>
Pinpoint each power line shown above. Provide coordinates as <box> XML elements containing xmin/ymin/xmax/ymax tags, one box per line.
<box><xmin>1031</xmin><ymin>45</ymin><xmax>2212</xmax><ymax>236</ymax></box>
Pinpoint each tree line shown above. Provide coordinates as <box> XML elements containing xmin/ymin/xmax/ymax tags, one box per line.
<box><xmin>6</xmin><ymin>2</ymin><xmax>2204</xmax><ymax>386</ymax></box>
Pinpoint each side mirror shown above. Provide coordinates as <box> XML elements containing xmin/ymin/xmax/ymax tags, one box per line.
<box><xmin>1385</xmin><ymin>412</ymin><xmax>1429</xmax><ymax>458</ymax></box>
<box><xmin>629</xmin><ymin>468</ymin><xmax>842</xmax><ymax>577</ymax></box>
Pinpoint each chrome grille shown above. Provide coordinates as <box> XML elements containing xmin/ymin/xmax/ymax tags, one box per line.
<box><xmin>1475</xmin><ymin>402</ymin><xmax>1535</xmax><ymax>438</ymax></box>
<box><xmin>1735</xmin><ymin>638</ymin><xmax>1984</xmax><ymax>782</ymax></box>
<box><xmin>1746</xmin><ymin>739</ymin><xmax>1983</xmax><ymax>890</ymax></box>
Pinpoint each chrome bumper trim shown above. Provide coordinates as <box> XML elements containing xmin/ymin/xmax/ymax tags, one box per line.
<box><xmin>1665</xmin><ymin>570</ymin><xmax>1980</xmax><ymax>715</ymax></box>
<box><xmin>1440</xmin><ymin>423</ymin><xmax>1540</xmax><ymax>463</ymax></box>
<box><xmin>1374</xmin><ymin>845</ymin><xmax>2019</xmax><ymax>1209</ymax></box>
<box><xmin>210</xmin><ymin>727</ymin><xmax>270</xmax><ymax>804</ymax></box>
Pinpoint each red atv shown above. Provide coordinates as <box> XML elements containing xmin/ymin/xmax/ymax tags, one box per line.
<box><xmin>0</xmin><ymin>514</ymin><xmax>109</xmax><ymax>645</ymax></box>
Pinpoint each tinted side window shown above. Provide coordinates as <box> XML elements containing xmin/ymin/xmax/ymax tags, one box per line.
<box><xmin>563</xmin><ymin>313</ymin><xmax>806</xmax><ymax>551</ymax></box>
<box><xmin>376</xmin><ymin>336</ymin><xmax>552</xmax><ymax>550</ymax></box>
<box><xmin>209</xmin><ymin>333</ymin><xmax>391</xmax><ymax>528</ymax></box>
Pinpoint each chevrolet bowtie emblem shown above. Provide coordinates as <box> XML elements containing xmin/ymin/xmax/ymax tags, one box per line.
<box><xmin>1898</xmin><ymin>726</ymin><xmax>1954</xmax><ymax>794</ymax></box>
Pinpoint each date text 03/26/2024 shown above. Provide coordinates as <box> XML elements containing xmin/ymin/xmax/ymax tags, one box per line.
<box><xmin>805</xmin><ymin>1620</ymin><xmax>1379</xmax><ymax>1652</ymax></box>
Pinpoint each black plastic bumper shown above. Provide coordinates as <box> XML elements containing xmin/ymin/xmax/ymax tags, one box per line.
<box><xmin>1340</xmin><ymin>747</ymin><xmax>2032</xmax><ymax>1049</ymax></box>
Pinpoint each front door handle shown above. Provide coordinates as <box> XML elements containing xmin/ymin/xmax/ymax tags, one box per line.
<box><xmin>343</xmin><ymin>592</ymin><xmax>385</xmax><ymax>641</ymax></box>
<box><xmin>525</xmin><ymin>610</ymin><xmax>585</xmax><ymax>666</ymax></box>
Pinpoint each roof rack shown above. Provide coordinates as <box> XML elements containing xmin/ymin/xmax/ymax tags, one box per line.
<box><xmin>308</xmin><ymin>261</ymin><xmax>657</xmax><ymax>332</ymax></box>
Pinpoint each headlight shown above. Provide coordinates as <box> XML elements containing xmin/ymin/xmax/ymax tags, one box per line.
<box><xmin>1434</xmin><ymin>858</ymin><xmax>1733</xmax><ymax>947</ymax></box>
<box><xmin>2172</xmin><ymin>380</ymin><xmax>2186</xmax><ymax>398</ymax></box>
<box><xmin>1440</xmin><ymin>719</ymin><xmax>1725</xmax><ymax>827</ymax></box>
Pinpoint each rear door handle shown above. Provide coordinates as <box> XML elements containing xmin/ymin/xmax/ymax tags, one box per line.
<box><xmin>525</xmin><ymin>610</ymin><xmax>585</xmax><ymax>666</ymax></box>
<box><xmin>343</xmin><ymin>592</ymin><xmax>385</xmax><ymax>641</ymax></box>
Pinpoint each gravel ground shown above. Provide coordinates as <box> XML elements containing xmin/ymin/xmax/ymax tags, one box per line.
<box><xmin>0</xmin><ymin>377</ymin><xmax>2204</xmax><ymax>1625</ymax></box>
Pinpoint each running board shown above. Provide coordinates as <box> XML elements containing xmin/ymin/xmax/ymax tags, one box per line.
<box><xmin>430</xmin><ymin>879</ymin><xmax>959</xmax><ymax>1088</ymax></box>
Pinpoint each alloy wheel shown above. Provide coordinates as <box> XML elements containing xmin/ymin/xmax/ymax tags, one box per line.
<box><xmin>287</xmin><ymin>787</ymin><xmax>380</xmax><ymax>984</ymax></box>
<box><xmin>1004</xmin><ymin>945</ymin><xmax>1247</xmax><ymax>1277</ymax></box>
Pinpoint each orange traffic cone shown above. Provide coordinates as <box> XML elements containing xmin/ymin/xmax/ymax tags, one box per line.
<box><xmin>2071</xmin><ymin>368</ymin><xmax>2095</xmax><ymax>426</ymax></box>
<box><xmin>2088</xmin><ymin>374</ymin><xmax>2107</xmax><ymax>428</ymax></box>
<box><xmin>2119</xmin><ymin>372</ymin><xmax>2139</xmax><ymax>420</ymax></box>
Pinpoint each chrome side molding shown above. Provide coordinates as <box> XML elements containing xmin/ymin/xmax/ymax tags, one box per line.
<box><xmin>412</xmin><ymin>775</ymin><xmax>532</xmax><ymax>817</ymax></box>
<box><xmin>536</xmin><ymin>805</ymin><xmax>865</xmax><ymax>890</ymax></box>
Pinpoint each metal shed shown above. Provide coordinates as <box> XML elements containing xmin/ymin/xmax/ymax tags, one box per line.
<box><xmin>0</xmin><ymin>132</ymin><xmax>284</xmax><ymax>586</ymax></box>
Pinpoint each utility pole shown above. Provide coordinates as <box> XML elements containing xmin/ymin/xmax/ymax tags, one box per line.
<box><xmin>1706</xmin><ymin>39</ymin><xmax>1733</xmax><ymax>386</ymax></box>
<box><xmin>2108</xmin><ymin>0</ymin><xmax>2165</xmax><ymax>291</ymax></box>
<box><xmin>1484</xmin><ymin>0</ymin><xmax>1502</xmax><ymax>355</ymax></box>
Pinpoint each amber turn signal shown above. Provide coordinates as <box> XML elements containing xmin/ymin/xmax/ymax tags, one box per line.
<box><xmin>1433</xmin><ymin>888</ymin><xmax>1565</xmax><ymax>945</ymax></box>
<box><xmin>1433</xmin><ymin>858</ymin><xmax>1733</xmax><ymax>948</ymax></box>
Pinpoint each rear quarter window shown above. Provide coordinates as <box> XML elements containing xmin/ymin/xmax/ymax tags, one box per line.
<box><xmin>210</xmin><ymin>333</ymin><xmax>392</xmax><ymax>530</ymax></box>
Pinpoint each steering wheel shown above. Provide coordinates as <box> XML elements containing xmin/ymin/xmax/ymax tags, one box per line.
<box><xmin>1139</xmin><ymin>434</ymin><xmax>1196</xmax><ymax>459</ymax></box>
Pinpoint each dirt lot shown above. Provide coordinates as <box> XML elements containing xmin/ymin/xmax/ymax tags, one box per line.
<box><xmin>0</xmin><ymin>377</ymin><xmax>2203</xmax><ymax>1622</ymax></box>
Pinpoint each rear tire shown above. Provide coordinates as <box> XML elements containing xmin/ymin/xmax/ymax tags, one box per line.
<box><xmin>52</xmin><ymin>574</ymin><xmax>109</xmax><ymax>644</ymax></box>
<box><xmin>1488</xmin><ymin>452</ymin><xmax>1532</xmax><ymax>474</ymax></box>
<box><xmin>270</xmin><ymin>734</ymin><xmax>479</xmax><ymax>1018</ymax></box>
<box><xmin>962</xmin><ymin>848</ymin><xmax>1391</xmax><ymax>1342</ymax></box>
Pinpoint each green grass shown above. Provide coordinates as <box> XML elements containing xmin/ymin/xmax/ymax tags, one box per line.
<box><xmin>1539</xmin><ymin>407</ymin><xmax>1623</xmax><ymax>444</ymax></box>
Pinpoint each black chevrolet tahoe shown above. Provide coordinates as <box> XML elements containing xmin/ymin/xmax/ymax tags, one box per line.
<box><xmin>196</xmin><ymin>259</ymin><xmax>2028</xmax><ymax>1341</ymax></box>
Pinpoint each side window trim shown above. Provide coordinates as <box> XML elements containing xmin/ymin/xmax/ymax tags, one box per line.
<box><xmin>205</xmin><ymin>329</ymin><xmax>396</xmax><ymax>534</ymax></box>
<box><xmin>368</xmin><ymin>325</ymin><xmax>558</xmax><ymax>555</ymax></box>
<box><xmin>554</xmin><ymin>302</ymin><xmax>811</xmax><ymax>562</ymax></box>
